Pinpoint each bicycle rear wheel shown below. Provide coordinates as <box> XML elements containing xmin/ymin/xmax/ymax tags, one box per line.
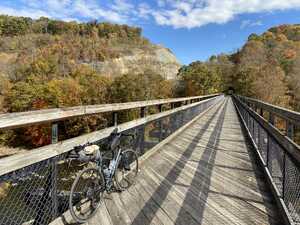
<box><xmin>69</xmin><ymin>167</ymin><xmax>105</xmax><ymax>223</ymax></box>
<box><xmin>114</xmin><ymin>149</ymin><xmax>139</xmax><ymax>190</ymax></box>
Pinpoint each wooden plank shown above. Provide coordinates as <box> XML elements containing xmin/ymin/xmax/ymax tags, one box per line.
<box><xmin>138</xmin><ymin>172</ymin><xmax>199</xmax><ymax>225</ymax></box>
<box><xmin>137</xmin><ymin>98</ymin><xmax>281</xmax><ymax>225</ymax></box>
<box><xmin>119</xmin><ymin>187</ymin><xmax>152</xmax><ymax>225</ymax></box>
<box><xmin>126</xmin><ymin>184</ymin><xmax>163</xmax><ymax>225</ymax></box>
<box><xmin>144</xmin><ymin>167</ymin><xmax>240</xmax><ymax>225</ymax></box>
<box><xmin>0</xmin><ymin>94</ymin><xmax>221</xmax><ymax>130</ymax></box>
<box><xmin>52</xmin><ymin>97</ymin><xmax>282</xmax><ymax>225</ymax></box>
<box><xmin>234</xmin><ymin>98</ymin><xmax>296</xmax><ymax>225</ymax></box>
<box><xmin>104</xmin><ymin>194</ymin><xmax>130</xmax><ymax>225</ymax></box>
<box><xmin>85</xmin><ymin>202</ymin><xmax>113</xmax><ymax>225</ymax></box>
<box><xmin>156</xmin><ymin>150</ymin><xmax>273</xmax><ymax>205</ymax></box>
<box><xmin>110</xmin><ymin>192</ymin><xmax>132</xmax><ymax>224</ymax></box>
<box><xmin>50</xmin><ymin>199</ymin><xmax>113</xmax><ymax>225</ymax></box>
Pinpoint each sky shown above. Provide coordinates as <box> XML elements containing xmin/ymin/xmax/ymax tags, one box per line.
<box><xmin>0</xmin><ymin>0</ymin><xmax>300</xmax><ymax>65</ymax></box>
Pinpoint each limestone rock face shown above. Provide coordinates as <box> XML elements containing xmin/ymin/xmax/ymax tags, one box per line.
<box><xmin>86</xmin><ymin>45</ymin><xmax>181</xmax><ymax>80</ymax></box>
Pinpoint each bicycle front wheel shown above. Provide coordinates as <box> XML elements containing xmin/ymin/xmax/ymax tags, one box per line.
<box><xmin>69</xmin><ymin>167</ymin><xmax>105</xmax><ymax>223</ymax></box>
<box><xmin>114</xmin><ymin>149</ymin><xmax>139</xmax><ymax>191</ymax></box>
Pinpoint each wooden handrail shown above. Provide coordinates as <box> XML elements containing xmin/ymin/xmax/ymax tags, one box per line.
<box><xmin>233</xmin><ymin>95</ymin><xmax>300</xmax><ymax>166</ymax></box>
<box><xmin>0</xmin><ymin>95</ymin><xmax>223</xmax><ymax>176</ymax></box>
<box><xmin>0</xmin><ymin>94</ymin><xmax>220</xmax><ymax>130</ymax></box>
<box><xmin>237</xmin><ymin>95</ymin><xmax>300</xmax><ymax>125</ymax></box>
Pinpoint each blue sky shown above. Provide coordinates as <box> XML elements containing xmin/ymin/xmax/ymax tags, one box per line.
<box><xmin>0</xmin><ymin>1</ymin><xmax>300</xmax><ymax>65</ymax></box>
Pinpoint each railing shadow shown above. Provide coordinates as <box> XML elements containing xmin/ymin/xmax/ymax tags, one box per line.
<box><xmin>130</xmin><ymin>98</ymin><xmax>226</xmax><ymax>225</ymax></box>
<box><xmin>173</xmin><ymin>97</ymin><xmax>228</xmax><ymax>224</ymax></box>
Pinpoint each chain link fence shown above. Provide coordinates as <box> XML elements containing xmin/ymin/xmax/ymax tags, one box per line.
<box><xmin>234</xmin><ymin>96</ymin><xmax>300</xmax><ymax>225</ymax></box>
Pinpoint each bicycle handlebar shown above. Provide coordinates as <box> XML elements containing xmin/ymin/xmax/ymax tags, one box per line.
<box><xmin>68</xmin><ymin>152</ymin><xmax>95</xmax><ymax>162</ymax></box>
<box><xmin>68</xmin><ymin>130</ymin><xmax>136</xmax><ymax>161</ymax></box>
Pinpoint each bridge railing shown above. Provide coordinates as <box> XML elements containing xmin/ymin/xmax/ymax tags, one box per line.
<box><xmin>233</xmin><ymin>95</ymin><xmax>300</xmax><ymax>225</ymax></box>
<box><xmin>0</xmin><ymin>94</ymin><xmax>223</xmax><ymax>225</ymax></box>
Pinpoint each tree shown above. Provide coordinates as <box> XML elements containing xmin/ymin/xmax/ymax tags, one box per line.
<box><xmin>177</xmin><ymin>61</ymin><xmax>221</xmax><ymax>96</ymax></box>
<box><xmin>253</xmin><ymin>63</ymin><xmax>288</xmax><ymax>105</ymax></box>
<box><xmin>110</xmin><ymin>71</ymin><xmax>173</xmax><ymax>121</ymax></box>
<box><xmin>71</xmin><ymin>65</ymin><xmax>111</xmax><ymax>105</ymax></box>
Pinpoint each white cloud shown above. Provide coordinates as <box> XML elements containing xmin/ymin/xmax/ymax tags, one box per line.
<box><xmin>150</xmin><ymin>0</ymin><xmax>300</xmax><ymax>28</ymax></box>
<box><xmin>0</xmin><ymin>6</ymin><xmax>50</xmax><ymax>19</ymax></box>
<box><xmin>0</xmin><ymin>0</ymin><xmax>134</xmax><ymax>23</ymax></box>
<box><xmin>240</xmin><ymin>20</ymin><xmax>263</xmax><ymax>29</ymax></box>
<box><xmin>138</xmin><ymin>3</ymin><xmax>152</xmax><ymax>19</ymax></box>
<box><xmin>111</xmin><ymin>0</ymin><xmax>134</xmax><ymax>13</ymax></box>
<box><xmin>0</xmin><ymin>0</ymin><xmax>299</xmax><ymax>28</ymax></box>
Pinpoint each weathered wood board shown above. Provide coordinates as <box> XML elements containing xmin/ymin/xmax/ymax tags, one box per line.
<box><xmin>53</xmin><ymin>97</ymin><xmax>282</xmax><ymax>225</ymax></box>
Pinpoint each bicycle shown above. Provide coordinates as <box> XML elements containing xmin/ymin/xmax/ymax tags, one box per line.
<box><xmin>67</xmin><ymin>128</ymin><xmax>139</xmax><ymax>223</ymax></box>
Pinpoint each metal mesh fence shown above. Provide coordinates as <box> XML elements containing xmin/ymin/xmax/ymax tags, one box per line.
<box><xmin>268</xmin><ymin>138</ymin><xmax>284</xmax><ymax>194</ymax></box>
<box><xmin>284</xmin><ymin>155</ymin><xmax>300</xmax><ymax>224</ymax></box>
<box><xmin>0</xmin><ymin>96</ymin><xmax>221</xmax><ymax>225</ymax></box>
<box><xmin>234</xmin><ymin>97</ymin><xmax>300</xmax><ymax>224</ymax></box>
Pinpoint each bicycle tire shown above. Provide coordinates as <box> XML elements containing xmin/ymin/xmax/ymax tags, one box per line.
<box><xmin>114</xmin><ymin>149</ymin><xmax>139</xmax><ymax>191</ymax></box>
<box><xmin>69</xmin><ymin>167</ymin><xmax>105</xmax><ymax>223</ymax></box>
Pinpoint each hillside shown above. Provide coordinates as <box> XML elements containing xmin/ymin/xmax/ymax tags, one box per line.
<box><xmin>0</xmin><ymin>16</ymin><xmax>180</xmax><ymax>113</ymax></box>
<box><xmin>0</xmin><ymin>16</ymin><xmax>180</xmax><ymax>148</ymax></box>
<box><xmin>231</xmin><ymin>24</ymin><xmax>300</xmax><ymax>110</ymax></box>
<box><xmin>177</xmin><ymin>24</ymin><xmax>300</xmax><ymax>112</ymax></box>
<box><xmin>87</xmin><ymin>46</ymin><xmax>180</xmax><ymax>79</ymax></box>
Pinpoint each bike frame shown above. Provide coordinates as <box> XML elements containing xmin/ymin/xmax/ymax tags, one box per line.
<box><xmin>100</xmin><ymin>147</ymin><xmax>123</xmax><ymax>191</ymax></box>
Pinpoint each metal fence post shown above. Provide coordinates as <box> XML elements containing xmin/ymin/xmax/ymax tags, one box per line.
<box><xmin>286</xmin><ymin>121</ymin><xmax>294</xmax><ymax>141</ymax></box>
<box><xmin>283</xmin><ymin>120</ymin><xmax>294</xmax><ymax>200</ymax></box>
<box><xmin>51</xmin><ymin>123</ymin><xmax>58</xmax><ymax>220</ymax></box>
<box><xmin>33</xmin><ymin>123</ymin><xmax>59</xmax><ymax>225</ymax></box>
<box><xmin>266</xmin><ymin>135</ymin><xmax>270</xmax><ymax>167</ymax></box>
<box><xmin>113</xmin><ymin>112</ymin><xmax>118</xmax><ymax>126</ymax></box>
<box><xmin>282</xmin><ymin>151</ymin><xmax>286</xmax><ymax>199</ymax></box>
<box><xmin>140</xmin><ymin>107</ymin><xmax>146</xmax><ymax>154</ymax></box>
<box><xmin>260</xmin><ymin>108</ymin><xmax>263</xmax><ymax>117</ymax></box>
<box><xmin>141</xmin><ymin>107</ymin><xmax>147</xmax><ymax>118</ymax></box>
<box><xmin>266</xmin><ymin>113</ymin><xmax>274</xmax><ymax>169</ymax></box>
<box><xmin>51</xmin><ymin>123</ymin><xmax>58</xmax><ymax>144</ymax></box>
<box><xmin>158</xmin><ymin>104</ymin><xmax>163</xmax><ymax>113</ymax></box>
<box><xmin>269</xmin><ymin>113</ymin><xmax>275</xmax><ymax>126</ymax></box>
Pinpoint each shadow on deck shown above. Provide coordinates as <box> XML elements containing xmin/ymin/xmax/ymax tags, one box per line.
<box><xmin>54</xmin><ymin>97</ymin><xmax>283</xmax><ymax>225</ymax></box>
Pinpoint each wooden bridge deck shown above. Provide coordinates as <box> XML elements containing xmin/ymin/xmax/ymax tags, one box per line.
<box><xmin>55</xmin><ymin>97</ymin><xmax>282</xmax><ymax>225</ymax></box>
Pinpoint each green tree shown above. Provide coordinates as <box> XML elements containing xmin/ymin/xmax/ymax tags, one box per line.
<box><xmin>177</xmin><ymin>61</ymin><xmax>221</xmax><ymax>96</ymax></box>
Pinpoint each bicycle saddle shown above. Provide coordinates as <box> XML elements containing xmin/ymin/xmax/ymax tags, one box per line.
<box><xmin>83</xmin><ymin>145</ymin><xmax>100</xmax><ymax>155</ymax></box>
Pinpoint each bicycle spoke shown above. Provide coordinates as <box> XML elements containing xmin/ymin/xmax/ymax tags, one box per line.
<box><xmin>69</xmin><ymin>167</ymin><xmax>104</xmax><ymax>223</ymax></box>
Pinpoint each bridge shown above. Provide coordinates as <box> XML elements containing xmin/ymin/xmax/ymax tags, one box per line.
<box><xmin>0</xmin><ymin>94</ymin><xmax>299</xmax><ymax>225</ymax></box>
